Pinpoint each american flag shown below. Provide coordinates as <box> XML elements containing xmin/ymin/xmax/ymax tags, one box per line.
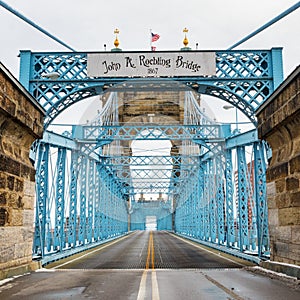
<box><xmin>151</xmin><ymin>32</ymin><xmax>160</xmax><ymax>42</ymax></box>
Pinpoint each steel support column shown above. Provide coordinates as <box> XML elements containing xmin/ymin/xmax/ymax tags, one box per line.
<box><xmin>225</xmin><ymin>149</ymin><xmax>235</xmax><ymax>245</ymax></box>
<box><xmin>68</xmin><ymin>150</ymin><xmax>79</xmax><ymax>247</ymax></box>
<box><xmin>78</xmin><ymin>156</ymin><xmax>87</xmax><ymax>245</ymax></box>
<box><xmin>236</xmin><ymin>146</ymin><xmax>250</xmax><ymax>250</ymax></box>
<box><xmin>33</xmin><ymin>143</ymin><xmax>49</xmax><ymax>256</ymax></box>
<box><xmin>53</xmin><ymin>147</ymin><xmax>67</xmax><ymax>251</ymax></box>
<box><xmin>254</xmin><ymin>142</ymin><xmax>269</xmax><ymax>257</ymax></box>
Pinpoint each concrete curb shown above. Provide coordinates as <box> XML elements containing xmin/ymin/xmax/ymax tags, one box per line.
<box><xmin>260</xmin><ymin>261</ymin><xmax>300</xmax><ymax>279</ymax></box>
<box><xmin>0</xmin><ymin>261</ymin><xmax>41</xmax><ymax>280</ymax></box>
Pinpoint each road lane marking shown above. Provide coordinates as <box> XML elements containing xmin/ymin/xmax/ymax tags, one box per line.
<box><xmin>145</xmin><ymin>231</ymin><xmax>152</xmax><ymax>269</ymax></box>
<box><xmin>151</xmin><ymin>233</ymin><xmax>155</xmax><ymax>269</ymax></box>
<box><xmin>137</xmin><ymin>231</ymin><xmax>160</xmax><ymax>300</ymax></box>
<box><xmin>152</xmin><ymin>271</ymin><xmax>160</xmax><ymax>300</ymax></box>
<box><xmin>151</xmin><ymin>233</ymin><xmax>160</xmax><ymax>300</ymax></box>
<box><xmin>137</xmin><ymin>270</ymin><xmax>148</xmax><ymax>300</ymax></box>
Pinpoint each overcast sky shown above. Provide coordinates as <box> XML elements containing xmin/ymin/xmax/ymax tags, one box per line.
<box><xmin>0</xmin><ymin>0</ymin><xmax>299</xmax><ymax>78</ymax></box>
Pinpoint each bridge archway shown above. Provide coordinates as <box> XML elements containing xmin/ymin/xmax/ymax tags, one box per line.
<box><xmin>20</xmin><ymin>49</ymin><xmax>283</xmax><ymax>264</ymax></box>
<box><xmin>31</xmin><ymin>80</ymin><xmax>263</xmax><ymax>129</ymax></box>
<box><xmin>20</xmin><ymin>49</ymin><xmax>283</xmax><ymax>128</ymax></box>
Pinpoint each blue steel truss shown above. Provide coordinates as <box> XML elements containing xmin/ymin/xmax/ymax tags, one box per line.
<box><xmin>25</xmin><ymin>49</ymin><xmax>283</xmax><ymax>263</ymax></box>
<box><xmin>32</xmin><ymin>112</ymin><xmax>271</xmax><ymax>262</ymax></box>
<box><xmin>19</xmin><ymin>48</ymin><xmax>283</xmax><ymax>128</ymax></box>
<box><xmin>32</xmin><ymin>127</ymin><xmax>271</xmax><ymax>262</ymax></box>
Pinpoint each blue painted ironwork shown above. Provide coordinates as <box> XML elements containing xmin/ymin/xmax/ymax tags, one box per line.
<box><xmin>19</xmin><ymin>48</ymin><xmax>283</xmax><ymax>128</ymax></box>
<box><xmin>78</xmin><ymin>155</ymin><xmax>87</xmax><ymax>245</ymax></box>
<box><xmin>53</xmin><ymin>147</ymin><xmax>67</xmax><ymax>250</ymax></box>
<box><xmin>27</xmin><ymin>48</ymin><xmax>280</xmax><ymax>262</ymax></box>
<box><xmin>94</xmin><ymin>167</ymin><xmax>102</xmax><ymax>240</ymax></box>
<box><xmin>33</xmin><ymin>142</ymin><xmax>129</xmax><ymax>258</ymax></box>
<box><xmin>7</xmin><ymin>1</ymin><xmax>295</xmax><ymax>262</ymax></box>
<box><xmin>228</xmin><ymin>2</ymin><xmax>300</xmax><ymax>50</ymax></box>
<box><xmin>33</xmin><ymin>119</ymin><xmax>271</xmax><ymax>262</ymax></box>
<box><xmin>225</xmin><ymin>149</ymin><xmax>235</xmax><ymax>245</ymax></box>
<box><xmin>68</xmin><ymin>150</ymin><xmax>79</xmax><ymax>247</ymax></box>
<box><xmin>254</xmin><ymin>142</ymin><xmax>269</xmax><ymax>257</ymax></box>
<box><xmin>208</xmin><ymin>158</ymin><xmax>217</xmax><ymax>242</ymax></box>
<box><xmin>216</xmin><ymin>155</ymin><xmax>225</xmax><ymax>244</ymax></box>
<box><xmin>197</xmin><ymin>165</ymin><xmax>204</xmax><ymax>240</ymax></box>
<box><xmin>236</xmin><ymin>146</ymin><xmax>250</xmax><ymax>250</ymax></box>
<box><xmin>33</xmin><ymin>143</ymin><xmax>49</xmax><ymax>256</ymax></box>
<box><xmin>87</xmin><ymin>160</ymin><xmax>95</xmax><ymax>243</ymax></box>
<box><xmin>203</xmin><ymin>161</ymin><xmax>210</xmax><ymax>241</ymax></box>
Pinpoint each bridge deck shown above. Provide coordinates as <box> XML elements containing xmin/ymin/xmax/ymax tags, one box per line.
<box><xmin>1</xmin><ymin>232</ymin><xmax>299</xmax><ymax>299</ymax></box>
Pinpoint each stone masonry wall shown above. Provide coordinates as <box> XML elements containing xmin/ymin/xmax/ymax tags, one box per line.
<box><xmin>0</xmin><ymin>63</ymin><xmax>44</xmax><ymax>279</ymax></box>
<box><xmin>114</xmin><ymin>90</ymin><xmax>191</xmax><ymax>156</ymax></box>
<box><xmin>257</xmin><ymin>66</ymin><xmax>300</xmax><ymax>265</ymax></box>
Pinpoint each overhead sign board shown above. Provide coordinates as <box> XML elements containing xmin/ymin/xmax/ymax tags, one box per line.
<box><xmin>87</xmin><ymin>52</ymin><xmax>216</xmax><ymax>77</ymax></box>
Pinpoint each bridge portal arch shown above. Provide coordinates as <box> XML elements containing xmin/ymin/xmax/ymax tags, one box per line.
<box><xmin>21</xmin><ymin>48</ymin><xmax>283</xmax><ymax>263</ymax></box>
<box><xmin>20</xmin><ymin>48</ymin><xmax>283</xmax><ymax>128</ymax></box>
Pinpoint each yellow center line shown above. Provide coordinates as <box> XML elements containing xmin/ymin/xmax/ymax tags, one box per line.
<box><xmin>137</xmin><ymin>231</ymin><xmax>160</xmax><ymax>300</ymax></box>
<box><xmin>151</xmin><ymin>232</ymin><xmax>155</xmax><ymax>269</ymax></box>
<box><xmin>145</xmin><ymin>231</ymin><xmax>153</xmax><ymax>269</ymax></box>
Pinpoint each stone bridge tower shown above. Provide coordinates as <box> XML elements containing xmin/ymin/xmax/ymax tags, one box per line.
<box><xmin>257</xmin><ymin>66</ymin><xmax>300</xmax><ymax>266</ymax></box>
<box><xmin>0</xmin><ymin>63</ymin><xmax>44</xmax><ymax>279</ymax></box>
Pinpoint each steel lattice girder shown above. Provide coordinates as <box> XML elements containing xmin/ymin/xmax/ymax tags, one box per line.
<box><xmin>79</xmin><ymin>124</ymin><xmax>226</xmax><ymax>142</ymax></box>
<box><xmin>19</xmin><ymin>49</ymin><xmax>283</xmax><ymax>128</ymax></box>
<box><xmin>33</xmin><ymin>142</ymin><xmax>129</xmax><ymax>257</ymax></box>
<box><xmin>99</xmin><ymin>155</ymin><xmax>199</xmax><ymax>167</ymax></box>
<box><xmin>107</xmin><ymin>168</ymin><xmax>196</xmax><ymax>180</ymax></box>
<box><xmin>38</xmin><ymin>129</ymin><xmax>261</xmax><ymax>201</ymax></box>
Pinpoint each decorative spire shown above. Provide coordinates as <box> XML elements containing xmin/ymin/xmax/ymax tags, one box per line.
<box><xmin>183</xmin><ymin>27</ymin><xmax>189</xmax><ymax>47</ymax></box>
<box><xmin>181</xmin><ymin>27</ymin><xmax>191</xmax><ymax>51</ymax></box>
<box><xmin>111</xmin><ymin>28</ymin><xmax>122</xmax><ymax>52</ymax></box>
<box><xmin>114</xmin><ymin>28</ymin><xmax>120</xmax><ymax>48</ymax></box>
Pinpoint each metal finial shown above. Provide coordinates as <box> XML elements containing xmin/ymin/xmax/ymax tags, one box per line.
<box><xmin>183</xmin><ymin>28</ymin><xmax>189</xmax><ymax>47</ymax></box>
<box><xmin>114</xmin><ymin>28</ymin><xmax>120</xmax><ymax>48</ymax></box>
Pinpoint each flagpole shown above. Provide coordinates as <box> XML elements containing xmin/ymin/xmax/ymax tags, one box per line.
<box><xmin>150</xmin><ymin>29</ymin><xmax>152</xmax><ymax>51</ymax></box>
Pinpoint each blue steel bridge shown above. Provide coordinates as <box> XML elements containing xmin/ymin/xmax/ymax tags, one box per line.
<box><xmin>19</xmin><ymin>48</ymin><xmax>283</xmax><ymax>265</ymax></box>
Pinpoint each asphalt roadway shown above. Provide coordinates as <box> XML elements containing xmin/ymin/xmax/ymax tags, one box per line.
<box><xmin>0</xmin><ymin>231</ymin><xmax>299</xmax><ymax>299</ymax></box>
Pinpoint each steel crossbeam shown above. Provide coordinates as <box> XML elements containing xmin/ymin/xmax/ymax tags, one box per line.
<box><xmin>99</xmin><ymin>155</ymin><xmax>199</xmax><ymax>167</ymax></box>
<box><xmin>79</xmin><ymin>124</ymin><xmax>224</xmax><ymax>142</ymax></box>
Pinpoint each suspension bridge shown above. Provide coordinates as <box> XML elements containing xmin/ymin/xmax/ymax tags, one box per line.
<box><xmin>0</xmin><ymin>2</ymin><xmax>300</xmax><ymax>298</ymax></box>
<box><xmin>16</xmin><ymin>46</ymin><xmax>284</xmax><ymax>264</ymax></box>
